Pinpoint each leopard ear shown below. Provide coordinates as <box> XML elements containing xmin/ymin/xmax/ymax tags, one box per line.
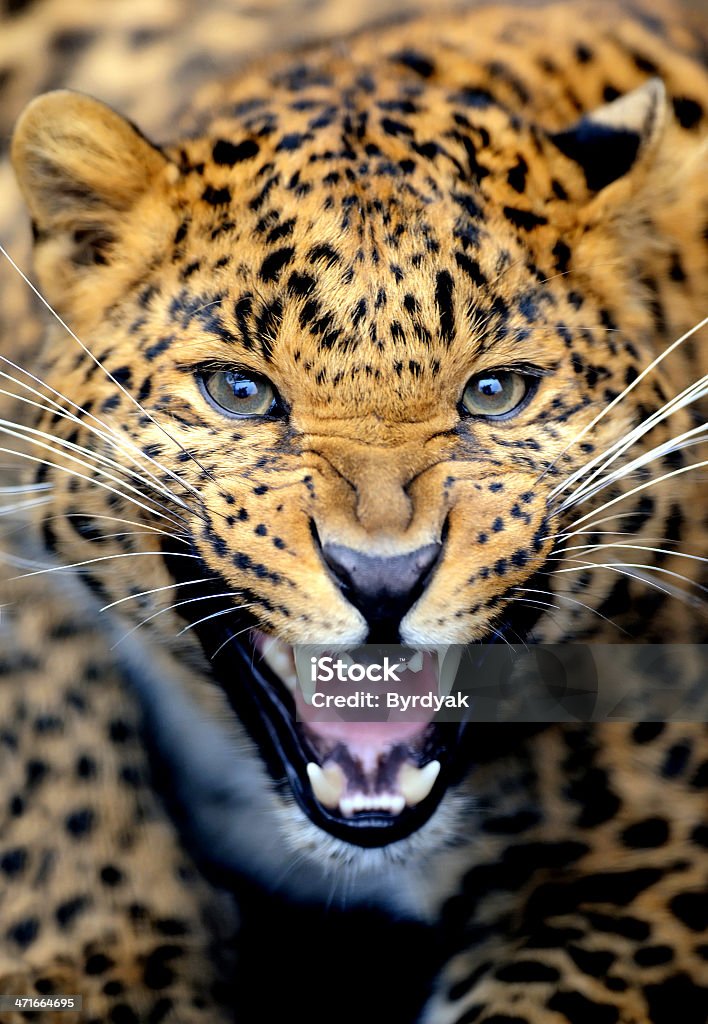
<box><xmin>11</xmin><ymin>90</ymin><xmax>170</xmax><ymax>266</ymax></box>
<box><xmin>550</xmin><ymin>78</ymin><xmax>667</xmax><ymax>192</ymax></box>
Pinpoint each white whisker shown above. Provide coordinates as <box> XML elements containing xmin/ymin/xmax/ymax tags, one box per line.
<box><xmin>0</xmin><ymin>356</ymin><xmax>206</xmax><ymax>514</ymax></box>
<box><xmin>559</xmin><ymin>460</ymin><xmax>708</xmax><ymax>531</ymax></box>
<box><xmin>11</xmin><ymin>549</ymin><xmax>200</xmax><ymax>581</ymax></box>
<box><xmin>539</xmin><ymin>316</ymin><xmax>708</xmax><ymax>485</ymax></box>
<box><xmin>0</xmin><ymin>244</ymin><xmax>219</xmax><ymax>488</ymax></box>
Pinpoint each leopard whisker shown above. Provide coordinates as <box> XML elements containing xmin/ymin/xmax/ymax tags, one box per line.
<box><xmin>0</xmin><ymin>244</ymin><xmax>220</xmax><ymax>490</ymax></box>
<box><xmin>554</xmin><ymin>540</ymin><xmax>708</xmax><ymax>565</ymax></box>
<box><xmin>511</xmin><ymin>584</ymin><xmax>629</xmax><ymax>634</ymax></box>
<box><xmin>0</xmin><ymin>363</ymin><xmax>204</xmax><ymax>519</ymax></box>
<box><xmin>546</xmin><ymin>556</ymin><xmax>707</xmax><ymax>605</ymax></box>
<box><xmin>175</xmin><ymin>600</ymin><xmax>259</xmax><ymax>637</ymax></box>
<box><xmin>109</xmin><ymin>590</ymin><xmax>251</xmax><ymax>648</ymax></box>
<box><xmin>210</xmin><ymin>620</ymin><xmax>262</xmax><ymax>660</ymax></box>
<box><xmin>554</xmin><ymin>399</ymin><xmax>707</xmax><ymax>512</ymax></box>
<box><xmin>0</xmin><ymin>442</ymin><xmax>189</xmax><ymax>531</ymax></box>
<box><xmin>0</xmin><ymin>408</ymin><xmax>196</xmax><ymax>523</ymax></box>
<box><xmin>99</xmin><ymin>576</ymin><xmax>216</xmax><ymax>612</ymax></box>
<box><xmin>62</xmin><ymin>511</ymin><xmax>189</xmax><ymax>540</ymax></box>
<box><xmin>548</xmin><ymin>373</ymin><xmax>707</xmax><ymax>508</ymax></box>
<box><xmin>556</xmin><ymin>460</ymin><xmax>708</xmax><ymax>531</ymax></box>
<box><xmin>537</xmin><ymin>314</ymin><xmax>708</xmax><ymax>486</ymax></box>
<box><xmin>0</xmin><ymin>357</ymin><xmax>206</xmax><ymax>514</ymax></box>
<box><xmin>10</xmin><ymin>549</ymin><xmax>201</xmax><ymax>581</ymax></box>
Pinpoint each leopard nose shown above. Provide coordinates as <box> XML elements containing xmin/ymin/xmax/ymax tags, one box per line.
<box><xmin>322</xmin><ymin>542</ymin><xmax>441</xmax><ymax>637</ymax></box>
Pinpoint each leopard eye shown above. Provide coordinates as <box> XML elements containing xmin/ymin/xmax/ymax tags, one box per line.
<box><xmin>200</xmin><ymin>369</ymin><xmax>280</xmax><ymax>418</ymax></box>
<box><xmin>460</xmin><ymin>370</ymin><xmax>532</xmax><ymax>419</ymax></box>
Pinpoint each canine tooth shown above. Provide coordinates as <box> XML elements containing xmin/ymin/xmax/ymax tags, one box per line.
<box><xmin>398</xmin><ymin>760</ymin><xmax>441</xmax><ymax>806</ymax></box>
<box><xmin>407</xmin><ymin>650</ymin><xmax>424</xmax><ymax>673</ymax></box>
<box><xmin>261</xmin><ymin>636</ymin><xmax>296</xmax><ymax>683</ymax></box>
<box><xmin>281</xmin><ymin>673</ymin><xmax>297</xmax><ymax>693</ymax></box>
<box><xmin>306</xmin><ymin>762</ymin><xmax>345</xmax><ymax>809</ymax></box>
<box><xmin>294</xmin><ymin>645</ymin><xmax>322</xmax><ymax>704</ymax></box>
<box><xmin>435</xmin><ymin>647</ymin><xmax>463</xmax><ymax>697</ymax></box>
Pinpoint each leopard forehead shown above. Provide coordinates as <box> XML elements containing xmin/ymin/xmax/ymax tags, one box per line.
<box><xmin>142</xmin><ymin>90</ymin><xmax>571</xmax><ymax>410</ymax></box>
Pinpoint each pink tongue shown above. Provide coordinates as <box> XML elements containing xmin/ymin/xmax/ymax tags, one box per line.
<box><xmin>294</xmin><ymin>653</ymin><xmax>439</xmax><ymax>767</ymax></box>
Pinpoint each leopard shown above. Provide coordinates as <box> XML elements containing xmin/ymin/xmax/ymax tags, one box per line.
<box><xmin>1</xmin><ymin>0</ymin><xmax>707</xmax><ymax>1022</ymax></box>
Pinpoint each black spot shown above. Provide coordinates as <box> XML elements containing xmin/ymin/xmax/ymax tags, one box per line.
<box><xmin>662</xmin><ymin>741</ymin><xmax>691</xmax><ymax>778</ymax></box>
<box><xmin>288</xmin><ymin>272</ymin><xmax>316</xmax><ymax>296</ymax></box>
<box><xmin>507</xmin><ymin>156</ymin><xmax>528</xmax><ymax>193</ymax></box>
<box><xmin>259</xmin><ymin>247</ymin><xmax>295</xmax><ymax>283</ymax></box>
<box><xmin>143</xmin><ymin>947</ymin><xmax>179</xmax><ymax>990</ymax></box>
<box><xmin>435</xmin><ymin>271</ymin><xmax>455</xmax><ymax>344</ymax></box>
<box><xmin>111</xmin><ymin>366</ymin><xmax>133</xmax><ymax>388</ymax></box>
<box><xmin>51</xmin><ymin>28</ymin><xmax>95</xmax><ymax>55</ymax></box>
<box><xmin>110</xmin><ymin>1005</ymin><xmax>139</xmax><ymax>1024</ymax></box>
<box><xmin>202</xmin><ymin>185</ymin><xmax>231</xmax><ymax>205</ymax></box>
<box><xmin>212</xmin><ymin>138</ymin><xmax>260</xmax><ymax>164</ymax></box>
<box><xmin>552</xmin><ymin>240</ymin><xmax>571</xmax><ymax>274</ymax></box>
<box><xmin>621</xmin><ymin>817</ymin><xmax>669</xmax><ymax>849</ymax></box>
<box><xmin>495</xmin><ymin>960</ymin><xmax>560</xmax><ymax>983</ymax></box>
<box><xmin>277</xmin><ymin>132</ymin><xmax>310</xmax><ymax>151</ymax></box>
<box><xmin>1</xmin><ymin>847</ymin><xmax>27</xmax><ymax>877</ymax></box>
<box><xmin>85</xmin><ymin>953</ymin><xmax>114</xmax><ymax>975</ymax></box>
<box><xmin>567</xmin><ymin>944</ymin><xmax>615</xmax><ymax>978</ymax></box>
<box><xmin>145</xmin><ymin>336</ymin><xmax>173</xmax><ymax>361</ymax></box>
<box><xmin>669</xmin><ymin>253</ymin><xmax>686</xmax><ymax>282</ymax></box>
<box><xmin>503</xmin><ymin>206</ymin><xmax>548</xmax><ymax>230</ymax></box>
<box><xmin>7</xmin><ymin>917</ymin><xmax>39</xmax><ymax>948</ymax></box>
<box><xmin>634</xmin><ymin>945</ymin><xmax>674</xmax><ymax>967</ymax></box>
<box><xmin>56</xmin><ymin>896</ymin><xmax>90</xmax><ymax>929</ymax></box>
<box><xmin>632</xmin><ymin>722</ymin><xmax>664</xmax><ymax>744</ymax></box>
<box><xmin>670</xmin><ymin>891</ymin><xmax>708</xmax><ymax>932</ymax></box>
<box><xmin>454</xmin><ymin>252</ymin><xmax>486</xmax><ymax>287</ymax></box>
<box><xmin>691</xmin><ymin>824</ymin><xmax>708</xmax><ymax>848</ymax></box>
<box><xmin>672</xmin><ymin>97</ymin><xmax>703</xmax><ymax>130</ymax></box>
<box><xmin>26</xmin><ymin>759</ymin><xmax>48</xmax><ymax>786</ymax></box>
<box><xmin>65</xmin><ymin>808</ymin><xmax>95</xmax><ymax>838</ymax></box>
<box><xmin>547</xmin><ymin>991</ymin><xmax>619</xmax><ymax>1024</ymax></box>
<box><xmin>690</xmin><ymin>759</ymin><xmax>708</xmax><ymax>789</ymax></box>
<box><xmin>643</xmin><ymin>973</ymin><xmax>708</xmax><ymax>1024</ymax></box>
<box><xmin>109</xmin><ymin>719</ymin><xmax>133</xmax><ymax>743</ymax></box>
<box><xmin>308</xmin><ymin>244</ymin><xmax>339</xmax><ymax>267</ymax></box>
<box><xmin>391</xmin><ymin>49</ymin><xmax>436</xmax><ymax>78</ymax></box>
<box><xmin>381</xmin><ymin>117</ymin><xmax>413</xmax><ymax>137</ymax></box>
<box><xmin>575</xmin><ymin>43</ymin><xmax>593</xmax><ymax>63</ymax></box>
<box><xmin>100</xmin><ymin>865</ymin><xmax>124</xmax><ymax>886</ymax></box>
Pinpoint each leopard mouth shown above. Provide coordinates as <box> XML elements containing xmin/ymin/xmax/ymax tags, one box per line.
<box><xmin>222</xmin><ymin>631</ymin><xmax>468</xmax><ymax>847</ymax></box>
<box><xmin>160</xmin><ymin>540</ymin><xmax>546</xmax><ymax>848</ymax></box>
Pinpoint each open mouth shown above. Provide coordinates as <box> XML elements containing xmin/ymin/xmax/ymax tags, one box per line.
<box><xmin>161</xmin><ymin>542</ymin><xmax>546</xmax><ymax>848</ymax></box>
<box><xmin>221</xmin><ymin>632</ymin><xmax>469</xmax><ymax>847</ymax></box>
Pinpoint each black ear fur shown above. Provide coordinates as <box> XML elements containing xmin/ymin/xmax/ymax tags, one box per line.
<box><xmin>550</xmin><ymin>78</ymin><xmax>667</xmax><ymax>191</ymax></box>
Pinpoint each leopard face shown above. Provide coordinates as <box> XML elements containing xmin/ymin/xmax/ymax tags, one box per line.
<box><xmin>10</xmin><ymin>8</ymin><xmax>707</xmax><ymax>858</ymax></box>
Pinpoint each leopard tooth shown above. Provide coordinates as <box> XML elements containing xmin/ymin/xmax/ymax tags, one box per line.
<box><xmin>435</xmin><ymin>646</ymin><xmax>463</xmax><ymax>697</ymax></box>
<box><xmin>306</xmin><ymin>762</ymin><xmax>345</xmax><ymax>809</ymax></box>
<box><xmin>407</xmin><ymin>650</ymin><xmax>424</xmax><ymax>673</ymax></box>
<box><xmin>293</xmin><ymin>645</ymin><xmax>322</xmax><ymax>704</ymax></box>
<box><xmin>260</xmin><ymin>636</ymin><xmax>297</xmax><ymax>692</ymax></box>
<box><xmin>398</xmin><ymin>760</ymin><xmax>441</xmax><ymax>806</ymax></box>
